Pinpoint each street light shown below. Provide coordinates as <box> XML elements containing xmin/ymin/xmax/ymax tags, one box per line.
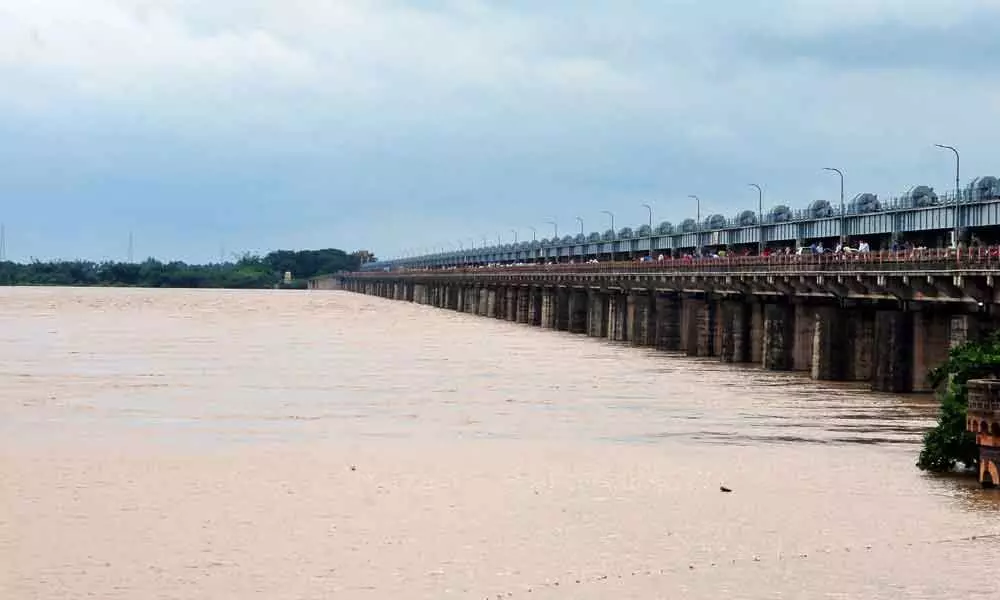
<box><xmin>575</xmin><ymin>216</ymin><xmax>584</xmax><ymax>236</ymax></box>
<box><xmin>601</xmin><ymin>210</ymin><xmax>615</xmax><ymax>234</ymax></box>
<box><xmin>527</xmin><ymin>226</ymin><xmax>537</xmax><ymax>241</ymax></box>
<box><xmin>748</xmin><ymin>184</ymin><xmax>763</xmax><ymax>254</ymax></box>
<box><xmin>823</xmin><ymin>168</ymin><xmax>845</xmax><ymax>244</ymax></box>
<box><xmin>688</xmin><ymin>195</ymin><xmax>701</xmax><ymax>255</ymax></box>
<box><xmin>511</xmin><ymin>229</ymin><xmax>518</xmax><ymax>244</ymax></box>
<box><xmin>546</xmin><ymin>219</ymin><xmax>558</xmax><ymax>239</ymax></box>
<box><xmin>641</xmin><ymin>203</ymin><xmax>653</xmax><ymax>258</ymax></box>
<box><xmin>935</xmin><ymin>144</ymin><xmax>961</xmax><ymax>248</ymax></box>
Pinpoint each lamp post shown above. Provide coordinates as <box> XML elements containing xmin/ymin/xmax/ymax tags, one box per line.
<box><xmin>688</xmin><ymin>195</ymin><xmax>701</xmax><ymax>256</ymax></box>
<box><xmin>511</xmin><ymin>229</ymin><xmax>518</xmax><ymax>244</ymax></box>
<box><xmin>601</xmin><ymin>210</ymin><xmax>615</xmax><ymax>234</ymax></box>
<box><xmin>546</xmin><ymin>219</ymin><xmax>558</xmax><ymax>239</ymax></box>
<box><xmin>575</xmin><ymin>216</ymin><xmax>584</xmax><ymax>236</ymax></box>
<box><xmin>823</xmin><ymin>168</ymin><xmax>845</xmax><ymax>244</ymax></box>
<box><xmin>935</xmin><ymin>144</ymin><xmax>961</xmax><ymax>248</ymax></box>
<box><xmin>527</xmin><ymin>226</ymin><xmax>536</xmax><ymax>241</ymax></box>
<box><xmin>748</xmin><ymin>184</ymin><xmax>763</xmax><ymax>254</ymax></box>
<box><xmin>641</xmin><ymin>203</ymin><xmax>653</xmax><ymax>258</ymax></box>
<box><xmin>601</xmin><ymin>211</ymin><xmax>615</xmax><ymax>260</ymax></box>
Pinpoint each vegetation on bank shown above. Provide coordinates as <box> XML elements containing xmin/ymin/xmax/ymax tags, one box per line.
<box><xmin>917</xmin><ymin>333</ymin><xmax>1000</xmax><ymax>473</ymax></box>
<box><xmin>0</xmin><ymin>248</ymin><xmax>373</xmax><ymax>289</ymax></box>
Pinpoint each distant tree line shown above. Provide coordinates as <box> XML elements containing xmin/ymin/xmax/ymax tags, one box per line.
<box><xmin>0</xmin><ymin>248</ymin><xmax>373</xmax><ymax>289</ymax></box>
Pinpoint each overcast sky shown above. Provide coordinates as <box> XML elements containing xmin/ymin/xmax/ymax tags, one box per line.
<box><xmin>2</xmin><ymin>0</ymin><xmax>999</xmax><ymax>262</ymax></box>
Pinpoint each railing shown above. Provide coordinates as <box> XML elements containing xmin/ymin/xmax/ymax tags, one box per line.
<box><xmin>380</xmin><ymin>189</ymin><xmax>1000</xmax><ymax>262</ymax></box>
<box><xmin>349</xmin><ymin>247</ymin><xmax>1000</xmax><ymax>277</ymax></box>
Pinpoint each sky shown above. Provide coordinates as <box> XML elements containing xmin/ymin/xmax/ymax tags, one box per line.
<box><xmin>1</xmin><ymin>0</ymin><xmax>1000</xmax><ymax>263</ymax></box>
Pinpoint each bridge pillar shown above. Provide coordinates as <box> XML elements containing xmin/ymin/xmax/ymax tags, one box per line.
<box><xmin>506</xmin><ymin>288</ymin><xmax>517</xmax><ymax>321</ymax></box>
<box><xmin>684</xmin><ymin>295</ymin><xmax>715</xmax><ymax>357</ymax></box>
<box><xmin>608</xmin><ymin>292</ymin><xmax>628</xmax><ymax>342</ymax></box>
<box><xmin>749</xmin><ymin>301</ymin><xmax>764</xmax><ymax>363</ymax></box>
<box><xmin>587</xmin><ymin>290</ymin><xmax>609</xmax><ymax>338</ymax></box>
<box><xmin>566</xmin><ymin>289</ymin><xmax>588</xmax><ymax>333</ymax></box>
<box><xmin>553</xmin><ymin>288</ymin><xmax>567</xmax><ymax>330</ymax></box>
<box><xmin>486</xmin><ymin>287</ymin><xmax>497</xmax><ymax>318</ymax></box>
<box><xmin>872</xmin><ymin>310</ymin><xmax>914</xmax><ymax>392</ymax></box>
<box><xmin>911</xmin><ymin>310</ymin><xmax>952</xmax><ymax>392</ymax></box>
<box><xmin>454</xmin><ymin>286</ymin><xmax>465</xmax><ymax>311</ymax></box>
<box><xmin>629</xmin><ymin>292</ymin><xmax>655</xmax><ymax>347</ymax></box>
<box><xmin>494</xmin><ymin>286</ymin><xmax>504</xmax><ymax>318</ymax></box>
<box><xmin>719</xmin><ymin>300</ymin><xmax>751</xmax><ymax>363</ymax></box>
<box><xmin>763</xmin><ymin>302</ymin><xmax>794</xmax><ymax>370</ymax></box>
<box><xmin>793</xmin><ymin>303</ymin><xmax>816</xmax><ymax>372</ymax></box>
<box><xmin>529</xmin><ymin>288</ymin><xmax>543</xmax><ymax>326</ymax></box>
<box><xmin>811</xmin><ymin>305</ymin><xmax>848</xmax><ymax>380</ymax></box>
<box><xmin>540</xmin><ymin>288</ymin><xmax>556</xmax><ymax>328</ymax></box>
<box><xmin>846</xmin><ymin>310</ymin><xmax>875</xmax><ymax>381</ymax></box>
<box><xmin>515</xmin><ymin>287</ymin><xmax>530</xmax><ymax>324</ymax></box>
<box><xmin>406</xmin><ymin>282</ymin><xmax>414</xmax><ymax>302</ymax></box>
<box><xmin>467</xmin><ymin>286</ymin><xmax>479</xmax><ymax>314</ymax></box>
<box><xmin>654</xmin><ymin>293</ymin><xmax>681</xmax><ymax>351</ymax></box>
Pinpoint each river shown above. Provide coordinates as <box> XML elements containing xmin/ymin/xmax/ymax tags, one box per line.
<box><xmin>1</xmin><ymin>287</ymin><xmax>997</xmax><ymax>599</ymax></box>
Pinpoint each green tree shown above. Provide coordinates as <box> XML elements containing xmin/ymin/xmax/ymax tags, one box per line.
<box><xmin>0</xmin><ymin>247</ymin><xmax>359</xmax><ymax>289</ymax></box>
<box><xmin>917</xmin><ymin>332</ymin><xmax>1000</xmax><ymax>473</ymax></box>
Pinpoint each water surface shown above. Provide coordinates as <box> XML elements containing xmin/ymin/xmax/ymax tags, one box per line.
<box><xmin>1</xmin><ymin>287</ymin><xmax>997</xmax><ymax>599</ymax></box>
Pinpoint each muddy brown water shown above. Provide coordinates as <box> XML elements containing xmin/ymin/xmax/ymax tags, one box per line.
<box><xmin>1</xmin><ymin>287</ymin><xmax>997</xmax><ymax>599</ymax></box>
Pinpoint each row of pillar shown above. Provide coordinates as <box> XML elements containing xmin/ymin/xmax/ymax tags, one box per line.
<box><xmin>347</xmin><ymin>279</ymin><xmax>982</xmax><ymax>393</ymax></box>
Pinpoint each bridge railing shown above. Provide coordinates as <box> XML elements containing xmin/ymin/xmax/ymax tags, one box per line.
<box><xmin>351</xmin><ymin>247</ymin><xmax>1000</xmax><ymax>277</ymax></box>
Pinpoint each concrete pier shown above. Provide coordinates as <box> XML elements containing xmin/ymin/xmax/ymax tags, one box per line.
<box><xmin>654</xmin><ymin>294</ymin><xmax>681</xmax><ymax>351</ymax></box>
<box><xmin>763</xmin><ymin>303</ymin><xmax>794</xmax><ymax>371</ymax></box>
<box><xmin>340</xmin><ymin>261</ymin><xmax>997</xmax><ymax>394</ymax></box>
<box><xmin>587</xmin><ymin>290</ymin><xmax>608</xmax><ymax>338</ymax></box>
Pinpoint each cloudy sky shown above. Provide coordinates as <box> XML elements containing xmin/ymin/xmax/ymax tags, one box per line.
<box><xmin>1</xmin><ymin>0</ymin><xmax>999</xmax><ymax>262</ymax></box>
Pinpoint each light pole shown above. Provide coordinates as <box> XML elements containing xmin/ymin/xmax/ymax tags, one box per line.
<box><xmin>601</xmin><ymin>210</ymin><xmax>615</xmax><ymax>234</ymax></box>
<box><xmin>748</xmin><ymin>184</ymin><xmax>763</xmax><ymax>254</ymax></box>
<box><xmin>601</xmin><ymin>210</ymin><xmax>615</xmax><ymax>260</ymax></box>
<box><xmin>823</xmin><ymin>168</ymin><xmax>845</xmax><ymax>244</ymax></box>
<box><xmin>575</xmin><ymin>216</ymin><xmax>584</xmax><ymax>236</ymax></box>
<box><xmin>527</xmin><ymin>226</ymin><xmax>537</xmax><ymax>241</ymax></box>
<box><xmin>688</xmin><ymin>195</ymin><xmax>701</xmax><ymax>255</ymax></box>
<box><xmin>511</xmin><ymin>229</ymin><xmax>518</xmax><ymax>244</ymax></box>
<box><xmin>935</xmin><ymin>144</ymin><xmax>961</xmax><ymax>248</ymax></box>
<box><xmin>641</xmin><ymin>203</ymin><xmax>653</xmax><ymax>258</ymax></box>
<box><xmin>546</xmin><ymin>219</ymin><xmax>558</xmax><ymax>239</ymax></box>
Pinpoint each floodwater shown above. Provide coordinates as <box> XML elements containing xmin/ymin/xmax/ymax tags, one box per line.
<box><xmin>1</xmin><ymin>287</ymin><xmax>997</xmax><ymax>599</ymax></box>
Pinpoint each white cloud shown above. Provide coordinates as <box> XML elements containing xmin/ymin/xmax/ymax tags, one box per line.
<box><xmin>1</xmin><ymin>0</ymin><xmax>1000</xmax><ymax>260</ymax></box>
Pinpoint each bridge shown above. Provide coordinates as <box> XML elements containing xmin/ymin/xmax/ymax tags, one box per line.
<box><xmin>366</xmin><ymin>177</ymin><xmax>1000</xmax><ymax>270</ymax></box>
<box><xmin>336</xmin><ymin>249</ymin><xmax>1000</xmax><ymax>485</ymax></box>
